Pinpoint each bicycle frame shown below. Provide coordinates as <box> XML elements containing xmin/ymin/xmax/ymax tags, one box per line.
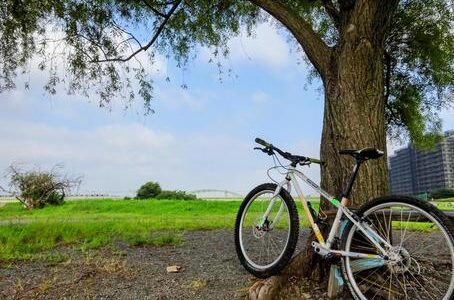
<box><xmin>264</xmin><ymin>165</ymin><xmax>392</xmax><ymax>260</ymax></box>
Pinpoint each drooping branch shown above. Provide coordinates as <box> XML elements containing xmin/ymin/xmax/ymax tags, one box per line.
<box><xmin>249</xmin><ymin>0</ymin><xmax>332</xmax><ymax>77</ymax></box>
<box><xmin>91</xmin><ymin>0</ymin><xmax>182</xmax><ymax>63</ymax></box>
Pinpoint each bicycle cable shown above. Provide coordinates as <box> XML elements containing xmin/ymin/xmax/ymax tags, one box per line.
<box><xmin>266</xmin><ymin>154</ymin><xmax>291</xmax><ymax>183</ymax></box>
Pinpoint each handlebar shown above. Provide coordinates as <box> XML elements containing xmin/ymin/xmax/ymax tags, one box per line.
<box><xmin>255</xmin><ymin>137</ymin><xmax>323</xmax><ymax>165</ymax></box>
<box><xmin>255</xmin><ymin>138</ymin><xmax>272</xmax><ymax>149</ymax></box>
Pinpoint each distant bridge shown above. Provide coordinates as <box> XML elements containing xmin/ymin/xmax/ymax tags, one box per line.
<box><xmin>190</xmin><ymin>189</ymin><xmax>243</xmax><ymax>198</ymax></box>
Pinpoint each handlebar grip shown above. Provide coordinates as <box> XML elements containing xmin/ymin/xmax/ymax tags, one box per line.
<box><xmin>255</xmin><ymin>138</ymin><xmax>272</xmax><ymax>148</ymax></box>
<box><xmin>309</xmin><ymin>158</ymin><xmax>324</xmax><ymax>165</ymax></box>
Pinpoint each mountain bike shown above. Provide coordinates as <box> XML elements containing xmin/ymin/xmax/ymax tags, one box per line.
<box><xmin>234</xmin><ymin>138</ymin><xmax>454</xmax><ymax>300</ymax></box>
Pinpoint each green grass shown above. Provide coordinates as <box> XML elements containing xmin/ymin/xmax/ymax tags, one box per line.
<box><xmin>392</xmin><ymin>221</ymin><xmax>437</xmax><ymax>232</ymax></box>
<box><xmin>0</xmin><ymin>198</ymin><xmax>320</xmax><ymax>228</ymax></box>
<box><xmin>0</xmin><ymin>198</ymin><xmax>321</xmax><ymax>261</ymax></box>
<box><xmin>0</xmin><ymin>199</ymin><xmax>240</xmax><ymax>261</ymax></box>
<box><xmin>0</xmin><ymin>220</ymin><xmax>182</xmax><ymax>261</ymax></box>
<box><xmin>433</xmin><ymin>201</ymin><xmax>454</xmax><ymax>210</ymax></box>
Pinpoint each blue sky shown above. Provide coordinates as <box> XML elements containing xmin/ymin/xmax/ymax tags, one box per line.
<box><xmin>1</xmin><ymin>23</ymin><xmax>453</xmax><ymax>196</ymax></box>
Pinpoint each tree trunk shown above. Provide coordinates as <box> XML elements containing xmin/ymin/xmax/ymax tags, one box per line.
<box><xmin>320</xmin><ymin>2</ymin><xmax>392</xmax><ymax>208</ymax></box>
<box><xmin>248</xmin><ymin>1</ymin><xmax>398</xmax><ymax>299</ymax></box>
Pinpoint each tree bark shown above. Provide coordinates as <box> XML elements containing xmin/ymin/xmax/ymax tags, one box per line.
<box><xmin>320</xmin><ymin>0</ymin><xmax>396</xmax><ymax>208</ymax></box>
<box><xmin>248</xmin><ymin>1</ymin><xmax>399</xmax><ymax>299</ymax></box>
<box><xmin>235</xmin><ymin>0</ymin><xmax>400</xmax><ymax>293</ymax></box>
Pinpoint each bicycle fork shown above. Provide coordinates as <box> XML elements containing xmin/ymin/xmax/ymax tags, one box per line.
<box><xmin>257</xmin><ymin>178</ymin><xmax>290</xmax><ymax>229</ymax></box>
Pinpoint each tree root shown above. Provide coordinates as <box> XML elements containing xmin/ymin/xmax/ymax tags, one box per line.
<box><xmin>248</xmin><ymin>275</ymin><xmax>286</xmax><ymax>300</ymax></box>
<box><xmin>247</xmin><ymin>226</ymin><xmax>333</xmax><ymax>300</ymax></box>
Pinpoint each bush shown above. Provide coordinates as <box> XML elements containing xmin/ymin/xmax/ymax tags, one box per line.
<box><xmin>46</xmin><ymin>191</ymin><xmax>65</xmax><ymax>206</ymax></box>
<box><xmin>136</xmin><ymin>181</ymin><xmax>162</xmax><ymax>199</ymax></box>
<box><xmin>155</xmin><ymin>190</ymin><xmax>197</xmax><ymax>200</ymax></box>
<box><xmin>2</xmin><ymin>164</ymin><xmax>81</xmax><ymax>209</ymax></box>
<box><xmin>430</xmin><ymin>189</ymin><xmax>454</xmax><ymax>200</ymax></box>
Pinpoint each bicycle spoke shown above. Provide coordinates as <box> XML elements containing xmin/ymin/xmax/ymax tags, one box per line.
<box><xmin>344</xmin><ymin>200</ymin><xmax>454</xmax><ymax>300</ymax></box>
<box><xmin>239</xmin><ymin>189</ymin><xmax>294</xmax><ymax>270</ymax></box>
<box><xmin>398</xmin><ymin>210</ymin><xmax>412</xmax><ymax>249</ymax></box>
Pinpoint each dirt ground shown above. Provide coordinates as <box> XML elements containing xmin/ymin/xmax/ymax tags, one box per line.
<box><xmin>0</xmin><ymin>229</ymin><xmax>332</xmax><ymax>300</ymax></box>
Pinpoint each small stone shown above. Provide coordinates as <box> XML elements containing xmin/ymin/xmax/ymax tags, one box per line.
<box><xmin>166</xmin><ymin>265</ymin><xmax>181</xmax><ymax>273</ymax></box>
<box><xmin>302</xmin><ymin>292</ymin><xmax>312</xmax><ymax>299</ymax></box>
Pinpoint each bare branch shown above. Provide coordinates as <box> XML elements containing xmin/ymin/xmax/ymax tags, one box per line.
<box><xmin>249</xmin><ymin>0</ymin><xmax>332</xmax><ymax>77</ymax></box>
<box><xmin>91</xmin><ymin>0</ymin><xmax>182</xmax><ymax>63</ymax></box>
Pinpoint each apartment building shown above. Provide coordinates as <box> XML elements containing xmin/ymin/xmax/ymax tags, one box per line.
<box><xmin>389</xmin><ymin>130</ymin><xmax>454</xmax><ymax>195</ymax></box>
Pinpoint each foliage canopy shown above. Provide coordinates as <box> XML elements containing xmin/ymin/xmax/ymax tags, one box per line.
<box><xmin>1</xmin><ymin>0</ymin><xmax>453</xmax><ymax>145</ymax></box>
<box><xmin>136</xmin><ymin>181</ymin><xmax>162</xmax><ymax>199</ymax></box>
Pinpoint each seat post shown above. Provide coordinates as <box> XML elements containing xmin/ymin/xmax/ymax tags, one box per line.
<box><xmin>341</xmin><ymin>159</ymin><xmax>363</xmax><ymax>198</ymax></box>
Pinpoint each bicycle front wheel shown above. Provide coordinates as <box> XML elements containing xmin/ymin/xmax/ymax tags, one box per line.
<box><xmin>234</xmin><ymin>183</ymin><xmax>299</xmax><ymax>278</ymax></box>
<box><xmin>341</xmin><ymin>196</ymin><xmax>454</xmax><ymax>300</ymax></box>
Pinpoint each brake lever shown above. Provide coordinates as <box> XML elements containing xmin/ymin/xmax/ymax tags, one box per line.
<box><xmin>254</xmin><ymin>147</ymin><xmax>274</xmax><ymax>155</ymax></box>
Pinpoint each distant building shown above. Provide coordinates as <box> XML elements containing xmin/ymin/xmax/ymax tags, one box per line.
<box><xmin>389</xmin><ymin>130</ymin><xmax>454</xmax><ymax>195</ymax></box>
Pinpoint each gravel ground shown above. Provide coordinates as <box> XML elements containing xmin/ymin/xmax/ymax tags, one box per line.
<box><xmin>0</xmin><ymin>230</ymin><xmax>319</xmax><ymax>300</ymax></box>
<box><xmin>2</xmin><ymin>227</ymin><xmax>446</xmax><ymax>300</ymax></box>
<box><xmin>0</xmin><ymin>228</ymin><xmax>333</xmax><ymax>300</ymax></box>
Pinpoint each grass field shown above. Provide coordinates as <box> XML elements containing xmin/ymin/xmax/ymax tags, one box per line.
<box><xmin>1</xmin><ymin>197</ymin><xmax>451</xmax><ymax>261</ymax></box>
<box><xmin>0</xmin><ymin>198</ymin><xmax>319</xmax><ymax>261</ymax></box>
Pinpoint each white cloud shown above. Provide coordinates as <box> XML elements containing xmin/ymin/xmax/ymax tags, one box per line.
<box><xmin>229</xmin><ymin>23</ymin><xmax>290</xmax><ymax>68</ymax></box>
<box><xmin>0</xmin><ymin>120</ymin><xmax>179</xmax><ymax>195</ymax></box>
<box><xmin>156</xmin><ymin>87</ymin><xmax>207</xmax><ymax>110</ymax></box>
<box><xmin>0</xmin><ymin>117</ymin><xmax>272</xmax><ymax>196</ymax></box>
<box><xmin>202</xmin><ymin>22</ymin><xmax>290</xmax><ymax>69</ymax></box>
<box><xmin>251</xmin><ymin>91</ymin><xmax>269</xmax><ymax>104</ymax></box>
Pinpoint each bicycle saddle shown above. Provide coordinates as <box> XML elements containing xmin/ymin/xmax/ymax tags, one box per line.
<box><xmin>339</xmin><ymin>148</ymin><xmax>384</xmax><ymax>160</ymax></box>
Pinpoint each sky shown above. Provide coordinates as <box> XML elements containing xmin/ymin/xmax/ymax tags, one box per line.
<box><xmin>1</xmin><ymin>23</ymin><xmax>453</xmax><ymax>197</ymax></box>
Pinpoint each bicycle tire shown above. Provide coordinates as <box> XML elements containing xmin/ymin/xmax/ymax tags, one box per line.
<box><xmin>340</xmin><ymin>195</ymin><xmax>454</xmax><ymax>300</ymax></box>
<box><xmin>234</xmin><ymin>183</ymin><xmax>299</xmax><ymax>278</ymax></box>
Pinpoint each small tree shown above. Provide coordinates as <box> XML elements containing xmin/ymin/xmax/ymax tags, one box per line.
<box><xmin>136</xmin><ymin>181</ymin><xmax>162</xmax><ymax>199</ymax></box>
<box><xmin>1</xmin><ymin>164</ymin><xmax>82</xmax><ymax>209</ymax></box>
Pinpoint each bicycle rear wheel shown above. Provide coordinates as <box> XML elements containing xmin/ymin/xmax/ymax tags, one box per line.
<box><xmin>341</xmin><ymin>196</ymin><xmax>454</xmax><ymax>300</ymax></box>
<box><xmin>234</xmin><ymin>183</ymin><xmax>299</xmax><ymax>278</ymax></box>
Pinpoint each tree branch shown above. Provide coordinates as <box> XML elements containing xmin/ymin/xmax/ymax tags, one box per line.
<box><xmin>384</xmin><ymin>51</ymin><xmax>391</xmax><ymax>103</ymax></box>
<box><xmin>249</xmin><ymin>0</ymin><xmax>332</xmax><ymax>77</ymax></box>
<box><xmin>91</xmin><ymin>0</ymin><xmax>182</xmax><ymax>63</ymax></box>
<box><xmin>384</xmin><ymin>51</ymin><xmax>403</xmax><ymax>127</ymax></box>
<box><xmin>141</xmin><ymin>0</ymin><xmax>166</xmax><ymax>18</ymax></box>
<box><xmin>386</xmin><ymin>102</ymin><xmax>404</xmax><ymax>127</ymax></box>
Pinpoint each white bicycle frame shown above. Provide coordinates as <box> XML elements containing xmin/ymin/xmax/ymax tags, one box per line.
<box><xmin>263</xmin><ymin>165</ymin><xmax>393</xmax><ymax>261</ymax></box>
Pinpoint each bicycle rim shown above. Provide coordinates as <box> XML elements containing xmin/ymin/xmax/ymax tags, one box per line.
<box><xmin>344</xmin><ymin>201</ymin><xmax>454</xmax><ymax>300</ymax></box>
<box><xmin>239</xmin><ymin>190</ymin><xmax>291</xmax><ymax>270</ymax></box>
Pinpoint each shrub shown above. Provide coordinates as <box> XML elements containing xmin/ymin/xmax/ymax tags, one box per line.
<box><xmin>430</xmin><ymin>189</ymin><xmax>454</xmax><ymax>200</ymax></box>
<box><xmin>136</xmin><ymin>181</ymin><xmax>162</xmax><ymax>199</ymax></box>
<box><xmin>2</xmin><ymin>164</ymin><xmax>81</xmax><ymax>209</ymax></box>
<box><xmin>155</xmin><ymin>190</ymin><xmax>197</xmax><ymax>200</ymax></box>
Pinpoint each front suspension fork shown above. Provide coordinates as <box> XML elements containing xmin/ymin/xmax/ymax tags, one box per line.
<box><xmin>258</xmin><ymin>179</ymin><xmax>291</xmax><ymax>228</ymax></box>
